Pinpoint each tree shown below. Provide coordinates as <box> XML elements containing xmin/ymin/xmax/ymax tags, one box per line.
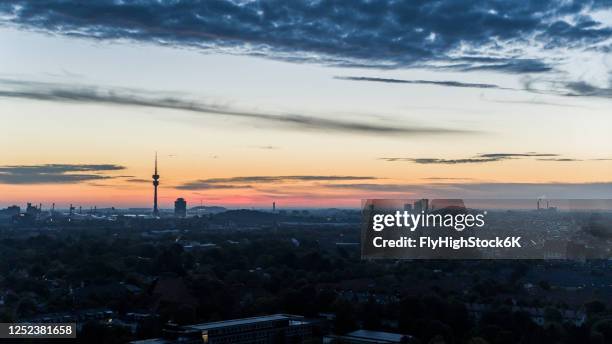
<box><xmin>592</xmin><ymin>319</ymin><xmax>612</xmax><ymax>344</ymax></box>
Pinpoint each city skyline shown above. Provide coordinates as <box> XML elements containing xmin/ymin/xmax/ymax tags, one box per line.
<box><xmin>1</xmin><ymin>1</ymin><xmax>612</xmax><ymax>208</ymax></box>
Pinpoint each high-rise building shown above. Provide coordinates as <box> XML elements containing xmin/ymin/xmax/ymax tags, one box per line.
<box><xmin>152</xmin><ymin>152</ymin><xmax>160</xmax><ymax>216</ymax></box>
<box><xmin>26</xmin><ymin>203</ymin><xmax>39</xmax><ymax>216</ymax></box>
<box><xmin>0</xmin><ymin>205</ymin><xmax>20</xmax><ymax>218</ymax></box>
<box><xmin>174</xmin><ymin>198</ymin><xmax>187</xmax><ymax>218</ymax></box>
<box><xmin>413</xmin><ymin>199</ymin><xmax>429</xmax><ymax>213</ymax></box>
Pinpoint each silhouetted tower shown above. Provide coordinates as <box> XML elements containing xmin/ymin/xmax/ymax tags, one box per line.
<box><xmin>152</xmin><ymin>152</ymin><xmax>160</xmax><ymax>216</ymax></box>
<box><xmin>174</xmin><ymin>198</ymin><xmax>187</xmax><ymax>218</ymax></box>
<box><xmin>272</xmin><ymin>202</ymin><xmax>276</xmax><ymax>213</ymax></box>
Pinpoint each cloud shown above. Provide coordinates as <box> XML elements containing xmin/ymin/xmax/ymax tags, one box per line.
<box><xmin>210</xmin><ymin>175</ymin><xmax>378</xmax><ymax>183</ymax></box>
<box><xmin>181</xmin><ymin>180</ymin><xmax>612</xmax><ymax>199</ymax></box>
<box><xmin>1</xmin><ymin>1</ymin><xmax>610</xmax><ymax>73</ymax></box>
<box><xmin>382</xmin><ymin>157</ymin><xmax>503</xmax><ymax>164</ymax></box>
<box><xmin>422</xmin><ymin>177</ymin><xmax>476</xmax><ymax>181</ymax></box>
<box><xmin>449</xmin><ymin>59</ymin><xmax>554</xmax><ymax>74</ymax></box>
<box><xmin>538</xmin><ymin>157</ymin><xmax>612</xmax><ymax>162</ymax></box>
<box><xmin>251</xmin><ymin>145</ymin><xmax>280</xmax><ymax>150</ymax></box>
<box><xmin>0</xmin><ymin>164</ymin><xmax>125</xmax><ymax>184</ymax></box>
<box><xmin>440</xmin><ymin>182</ymin><xmax>612</xmax><ymax>198</ymax></box>
<box><xmin>480</xmin><ymin>95</ymin><xmax>584</xmax><ymax>108</ymax></box>
<box><xmin>325</xmin><ymin>183</ymin><xmax>420</xmax><ymax>192</ymax></box>
<box><xmin>335</xmin><ymin>76</ymin><xmax>509</xmax><ymax>90</ymax></box>
<box><xmin>477</xmin><ymin>153</ymin><xmax>557</xmax><ymax>158</ymax></box>
<box><xmin>0</xmin><ymin>79</ymin><xmax>473</xmax><ymax>137</ymax></box>
<box><xmin>380</xmin><ymin>152</ymin><xmax>562</xmax><ymax>164</ymax></box>
<box><xmin>520</xmin><ymin>77</ymin><xmax>612</xmax><ymax>100</ymax></box>
<box><xmin>124</xmin><ymin>178</ymin><xmax>150</xmax><ymax>183</ymax></box>
<box><xmin>177</xmin><ymin>183</ymin><xmax>252</xmax><ymax>191</ymax></box>
<box><xmin>564</xmin><ymin>81</ymin><xmax>612</xmax><ymax>98</ymax></box>
<box><xmin>324</xmin><ymin>182</ymin><xmax>612</xmax><ymax>198</ymax></box>
<box><xmin>536</xmin><ymin>158</ymin><xmax>583</xmax><ymax>162</ymax></box>
<box><xmin>176</xmin><ymin>175</ymin><xmax>379</xmax><ymax>190</ymax></box>
<box><xmin>336</xmin><ymin>74</ymin><xmax>612</xmax><ymax>100</ymax></box>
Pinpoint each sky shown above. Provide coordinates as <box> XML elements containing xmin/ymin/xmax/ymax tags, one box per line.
<box><xmin>1</xmin><ymin>0</ymin><xmax>612</xmax><ymax>208</ymax></box>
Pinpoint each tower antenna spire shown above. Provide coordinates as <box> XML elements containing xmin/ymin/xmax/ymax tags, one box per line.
<box><xmin>152</xmin><ymin>152</ymin><xmax>160</xmax><ymax>217</ymax></box>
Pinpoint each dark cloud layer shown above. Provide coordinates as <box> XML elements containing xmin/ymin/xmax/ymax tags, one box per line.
<box><xmin>177</xmin><ymin>175</ymin><xmax>378</xmax><ymax>190</ymax></box>
<box><xmin>521</xmin><ymin>77</ymin><xmax>612</xmax><ymax>99</ymax></box>
<box><xmin>438</xmin><ymin>182</ymin><xmax>612</xmax><ymax>198</ymax></box>
<box><xmin>0</xmin><ymin>79</ymin><xmax>471</xmax><ymax>136</ymax></box>
<box><xmin>422</xmin><ymin>177</ymin><xmax>476</xmax><ymax>181</ymax></box>
<box><xmin>385</xmin><ymin>158</ymin><xmax>502</xmax><ymax>164</ymax></box>
<box><xmin>0</xmin><ymin>164</ymin><xmax>125</xmax><ymax>184</ymax></box>
<box><xmin>1</xmin><ymin>1</ymin><xmax>610</xmax><ymax>73</ymax></box>
<box><xmin>335</xmin><ymin>76</ymin><xmax>508</xmax><ymax>90</ymax></box>
<box><xmin>478</xmin><ymin>153</ymin><xmax>557</xmax><ymax>158</ymax></box>
<box><xmin>124</xmin><ymin>178</ymin><xmax>150</xmax><ymax>184</ymax></box>
<box><xmin>536</xmin><ymin>158</ymin><xmax>582</xmax><ymax>162</ymax></box>
<box><xmin>380</xmin><ymin>152</ymin><xmax>562</xmax><ymax>164</ymax></box>
<box><xmin>177</xmin><ymin>183</ymin><xmax>252</xmax><ymax>190</ymax></box>
<box><xmin>564</xmin><ymin>81</ymin><xmax>612</xmax><ymax>98</ymax></box>
<box><xmin>337</xmin><ymin>75</ymin><xmax>612</xmax><ymax>99</ymax></box>
<box><xmin>325</xmin><ymin>182</ymin><xmax>612</xmax><ymax>198</ymax></box>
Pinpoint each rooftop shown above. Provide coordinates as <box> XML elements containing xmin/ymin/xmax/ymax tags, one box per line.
<box><xmin>129</xmin><ymin>339</ymin><xmax>172</xmax><ymax>344</ymax></box>
<box><xmin>185</xmin><ymin>314</ymin><xmax>293</xmax><ymax>331</ymax></box>
<box><xmin>345</xmin><ymin>329</ymin><xmax>411</xmax><ymax>343</ymax></box>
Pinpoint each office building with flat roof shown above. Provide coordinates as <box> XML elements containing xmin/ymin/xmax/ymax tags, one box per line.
<box><xmin>132</xmin><ymin>314</ymin><xmax>318</xmax><ymax>344</ymax></box>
